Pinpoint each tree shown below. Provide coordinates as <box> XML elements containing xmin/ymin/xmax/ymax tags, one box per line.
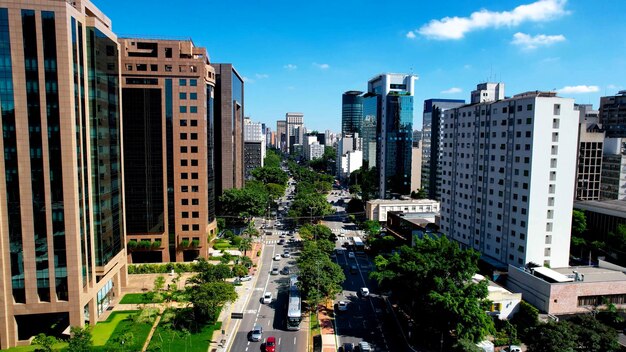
<box><xmin>511</xmin><ymin>300</ymin><xmax>539</xmax><ymax>339</ymax></box>
<box><xmin>370</xmin><ymin>236</ymin><xmax>494</xmax><ymax>346</ymax></box>
<box><xmin>154</xmin><ymin>275</ymin><xmax>166</xmax><ymax>291</ymax></box>
<box><xmin>189</xmin><ymin>260</ymin><xmax>232</xmax><ymax>284</ymax></box>
<box><xmin>218</xmin><ymin>187</ymin><xmax>269</xmax><ymax>225</ymax></box>
<box><xmin>67</xmin><ymin>326</ymin><xmax>92</xmax><ymax>352</ymax></box>
<box><xmin>572</xmin><ymin>209</ymin><xmax>587</xmax><ymax>237</ymax></box>
<box><xmin>298</xmin><ymin>224</ymin><xmax>336</xmax><ymax>242</ymax></box>
<box><xmin>187</xmin><ymin>282</ymin><xmax>237</xmax><ymax>323</ymax></box>
<box><xmin>251</xmin><ymin>166</ymin><xmax>288</xmax><ymax>186</ymax></box>
<box><xmin>360</xmin><ymin>220</ymin><xmax>381</xmax><ymax>237</ymax></box>
<box><xmin>32</xmin><ymin>333</ymin><xmax>57</xmax><ymax>352</ymax></box>
<box><xmin>238</xmin><ymin>237</ymin><xmax>253</xmax><ymax>257</ymax></box>
<box><xmin>411</xmin><ymin>188</ymin><xmax>427</xmax><ymax>199</ymax></box>
<box><xmin>232</xmin><ymin>264</ymin><xmax>248</xmax><ymax>277</ymax></box>
<box><xmin>345</xmin><ymin>197</ymin><xmax>364</xmax><ymax>218</ymax></box>
<box><xmin>525</xmin><ymin>321</ymin><xmax>577</xmax><ymax>352</ymax></box>
<box><xmin>264</xmin><ymin>149</ymin><xmax>282</xmax><ymax>168</ymax></box>
<box><xmin>297</xmin><ymin>241</ymin><xmax>345</xmax><ymax>308</ymax></box>
<box><xmin>569</xmin><ymin>314</ymin><xmax>619</xmax><ymax>352</ymax></box>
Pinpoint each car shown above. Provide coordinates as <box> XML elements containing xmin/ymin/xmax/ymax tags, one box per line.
<box><xmin>273</xmin><ymin>254</ymin><xmax>281</xmax><ymax>261</ymax></box>
<box><xmin>250</xmin><ymin>324</ymin><xmax>263</xmax><ymax>341</ymax></box>
<box><xmin>342</xmin><ymin>342</ymin><xmax>354</xmax><ymax>352</ymax></box>
<box><xmin>358</xmin><ymin>341</ymin><xmax>371</xmax><ymax>352</ymax></box>
<box><xmin>337</xmin><ymin>301</ymin><xmax>348</xmax><ymax>311</ymax></box>
<box><xmin>350</xmin><ymin>265</ymin><xmax>358</xmax><ymax>274</ymax></box>
<box><xmin>270</xmin><ymin>267</ymin><xmax>279</xmax><ymax>275</ymax></box>
<box><xmin>348</xmin><ymin>252</ymin><xmax>355</xmax><ymax>259</ymax></box>
<box><xmin>262</xmin><ymin>292</ymin><xmax>273</xmax><ymax>304</ymax></box>
<box><xmin>238</xmin><ymin>275</ymin><xmax>253</xmax><ymax>282</ymax></box>
<box><xmin>281</xmin><ymin>267</ymin><xmax>290</xmax><ymax>275</ymax></box>
<box><xmin>360</xmin><ymin>287</ymin><xmax>370</xmax><ymax>297</ymax></box>
<box><xmin>282</xmin><ymin>250</ymin><xmax>290</xmax><ymax>258</ymax></box>
<box><xmin>279</xmin><ymin>234</ymin><xmax>286</xmax><ymax>238</ymax></box>
<box><xmin>278</xmin><ymin>239</ymin><xmax>286</xmax><ymax>245</ymax></box>
<box><xmin>503</xmin><ymin>346</ymin><xmax>522</xmax><ymax>352</ymax></box>
<box><xmin>265</xmin><ymin>336</ymin><xmax>276</xmax><ymax>352</ymax></box>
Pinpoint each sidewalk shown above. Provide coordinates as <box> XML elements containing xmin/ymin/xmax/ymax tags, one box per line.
<box><xmin>318</xmin><ymin>302</ymin><xmax>337</xmax><ymax>352</ymax></box>
<box><xmin>208</xmin><ymin>241</ymin><xmax>265</xmax><ymax>352</ymax></box>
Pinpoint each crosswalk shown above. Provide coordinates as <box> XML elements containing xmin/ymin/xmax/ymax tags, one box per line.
<box><xmin>264</xmin><ymin>239</ymin><xmax>303</xmax><ymax>245</ymax></box>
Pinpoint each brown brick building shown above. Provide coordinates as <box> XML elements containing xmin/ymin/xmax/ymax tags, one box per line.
<box><xmin>118</xmin><ymin>38</ymin><xmax>218</xmax><ymax>263</ymax></box>
<box><xmin>0</xmin><ymin>1</ymin><xmax>127</xmax><ymax>347</ymax></box>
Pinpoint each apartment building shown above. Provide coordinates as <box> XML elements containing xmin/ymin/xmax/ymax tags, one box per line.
<box><xmin>0</xmin><ymin>1</ymin><xmax>127</xmax><ymax>347</ymax></box>
<box><xmin>574</xmin><ymin>104</ymin><xmax>603</xmax><ymax>200</ymax></box>
<box><xmin>119</xmin><ymin>38</ymin><xmax>218</xmax><ymax>263</ymax></box>
<box><xmin>286</xmin><ymin>112</ymin><xmax>304</xmax><ymax>153</ymax></box>
<box><xmin>440</xmin><ymin>86</ymin><xmax>578</xmax><ymax>268</ymax></box>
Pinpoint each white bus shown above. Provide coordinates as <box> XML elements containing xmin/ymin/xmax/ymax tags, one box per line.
<box><xmin>353</xmin><ymin>236</ymin><xmax>365</xmax><ymax>251</ymax></box>
<box><xmin>286</xmin><ymin>276</ymin><xmax>302</xmax><ymax>330</ymax></box>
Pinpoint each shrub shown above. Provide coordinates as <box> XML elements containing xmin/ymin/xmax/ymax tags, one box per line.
<box><xmin>138</xmin><ymin>240</ymin><xmax>152</xmax><ymax>249</ymax></box>
<box><xmin>180</xmin><ymin>239</ymin><xmax>190</xmax><ymax>248</ymax></box>
<box><xmin>151</xmin><ymin>240</ymin><xmax>162</xmax><ymax>249</ymax></box>
<box><xmin>231</xmin><ymin>236</ymin><xmax>243</xmax><ymax>246</ymax></box>
<box><xmin>256</xmin><ymin>250</ymin><xmax>261</xmax><ymax>257</ymax></box>
<box><xmin>191</xmin><ymin>239</ymin><xmax>200</xmax><ymax>248</ymax></box>
<box><xmin>127</xmin><ymin>241</ymin><xmax>138</xmax><ymax>250</ymax></box>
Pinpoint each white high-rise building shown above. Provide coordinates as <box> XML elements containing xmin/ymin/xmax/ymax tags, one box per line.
<box><xmin>440</xmin><ymin>89</ymin><xmax>578</xmax><ymax>268</ymax></box>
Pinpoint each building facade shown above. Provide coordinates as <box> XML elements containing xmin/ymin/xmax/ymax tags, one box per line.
<box><xmin>342</xmin><ymin>91</ymin><xmax>363</xmax><ymax>135</ymax></box>
<box><xmin>286</xmin><ymin>112</ymin><xmax>304</xmax><ymax>153</ymax></box>
<box><xmin>243</xmin><ymin>117</ymin><xmax>266</xmax><ymax>179</ymax></box>
<box><xmin>362</xmin><ymin>94</ymin><xmax>379</xmax><ymax>169</ymax></box>
<box><xmin>411</xmin><ymin>140</ymin><xmax>423</xmax><ymax>193</ymax></box>
<box><xmin>421</xmin><ymin>99</ymin><xmax>465</xmax><ymax>200</ymax></box>
<box><xmin>574</xmin><ymin>104</ymin><xmax>603</xmax><ymax>200</ymax></box>
<box><xmin>367</xmin><ymin>73</ymin><xmax>417</xmax><ymax>198</ymax></box>
<box><xmin>366</xmin><ymin>199</ymin><xmax>440</xmax><ymax>222</ymax></box>
<box><xmin>599</xmin><ymin>91</ymin><xmax>626</xmax><ymax>138</ymax></box>
<box><xmin>0</xmin><ymin>1</ymin><xmax>128</xmax><ymax>347</ymax></box>
<box><xmin>440</xmin><ymin>90</ymin><xmax>578</xmax><ymax>268</ymax></box>
<box><xmin>277</xmin><ymin>120</ymin><xmax>287</xmax><ymax>152</ymax></box>
<box><xmin>213</xmin><ymin>63</ymin><xmax>245</xmax><ymax>194</ymax></box>
<box><xmin>601</xmin><ymin>138</ymin><xmax>626</xmax><ymax>200</ymax></box>
<box><xmin>119</xmin><ymin>38</ymin><xmax>218</xmax><ymax>263</ymax></box>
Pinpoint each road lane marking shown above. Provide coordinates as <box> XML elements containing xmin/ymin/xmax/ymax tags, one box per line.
<box><xmin>267</xmin><ymin>319</ymin><xmax>271</xmax><ymax>326</ymax></box>
<box><xmin>278</xmin><ymin>337</ymin><xmax>281</xmax><ymax>345</ymax></box>
<box><xmin>294</xmin><ymin>337</ymin><xmax>297</xmax><ymax>344</ymax></box>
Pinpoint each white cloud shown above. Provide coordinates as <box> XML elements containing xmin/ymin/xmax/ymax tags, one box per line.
<box><xmin>417</xmin><ymin>0</ymin><xmax>568</xmax><ymax>40</ymax></box>
<box><xmin>242</xmin><ymin>76</ymin><xmax>254</xmax><ymax>83</ymax></box>
<box><xmin>406</xmin><ymin>31</ymin><xmax>416</xmax><ymax>39</ymax></box>
<box><xmin>607</xmin><ymin>84</ymin><xmax>623</xmax><ymax>90</ymax></box>
<box><xmin>284</xmin><ymin>64</ymin><xmax>297</xmax><ymax>71</ymax></box>
<box><xmin>557</xmin><ymin>85</ymin><xmax>600</xmax><ymax>94</ymax></box>
<box><xmin>511</xmin><ymin>32</ymin><xmax>565</xmax><ymax>49</ymax></box>
<box><xmin>313</xmin><ymin>62</ymin><xmax>330</xmax><ymax>70</ymax></box>
<box><xmin>441</xmin><ymin>87</ymin><xmax>463</xmax><ymax>94</ymax></box>
<box><xmin>255</xmin><ymin>73</ymin><xmax>269</xmax><ymax>79</ymax></box>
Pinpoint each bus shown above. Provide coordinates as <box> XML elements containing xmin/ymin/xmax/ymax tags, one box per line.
<box><xmin>353</xmin><ymin>236</ymin><xmax>365</xmax><ymax>251</ymax></box>
<box><xmin>286</xmin><ymin>276</ymin><xmax>302</xmax><ymax>330</ymax></box>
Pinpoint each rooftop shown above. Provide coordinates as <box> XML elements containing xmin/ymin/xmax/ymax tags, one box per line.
<box><xmin>552</xmin><ymin>266</ymin><xmax>626</xmax><ymax>283</ymax></box>
<box><xmin>574</xmin><ymin>199</ymin><xmax>626</xmax><ymax>218</ymax></box>
<box><xmin>367</xmin><ymin>198</ymin><xmax>439</xmax><ymax>205</ymax></box>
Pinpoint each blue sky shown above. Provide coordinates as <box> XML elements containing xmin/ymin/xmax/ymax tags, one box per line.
<box><xmin>98</xmin><ymin>0</ymin><xmax>626</xmax><ymax>132</ymax></box>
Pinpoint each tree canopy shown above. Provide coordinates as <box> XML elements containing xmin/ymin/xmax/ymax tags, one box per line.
<box><xmin>296</xmin><ymin>240</ymin><xmax>345</xmax><ymax>309</ymax></box>
<box><xmin>370</xmin><ymin>236</ymin><xmax>494</xmax><ymax>346</ymax></box>
<box><xmin>187</xmin><ymin>282</ymin><xmax>237</xmax><ymax>323</ymax></box>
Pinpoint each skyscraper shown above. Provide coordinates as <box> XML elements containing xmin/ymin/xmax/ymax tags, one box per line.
<box><xmin>599</xmin><ymin>91</ymin><xmax>626</xmax><ymax>200</ymax></box>
<box><xmin>574</xmin><ymin>104</ymin><xmax>603</xmax><ymax>200</ymax></box>
<box><xmin>244</xmin><ymin>117</ymin><xmax>266</xmax><ymax>179</ymax></box>
<box><xmin>214</xmin><ymin>63</ymin><xmax>245</xmax><ymax>193</ymax></box>
<box><xmin>119</xmin><ymin>38</ymin><xmax>218</xmax><ymax>263</ymax></box>
<box><xmin>342</xmin><ymin>91</ymin><xmax>364</xmax><ymax>135</ymax></box>
<box><xmin>286</xmin><ymin>112</ymin><xmax>304</xmax><ymax>153</ymax></box>
<box><xmin>599</xmin><ymin>91</ymin><xmax>626</xmax><ymax>138</ymax></box>
<box><xmin>277</xmin><ymin>120</ymin><xmax>287</xmax><ymax>152</ymax></box>
<box><xmin>362</xmin><ymin>93</ymin><xmax>379</xmax><ymax>169</ymax></box>
<box><xmin>440</xmin><ymin>89</ymin><xmax>578</xmax><ymax>268</ymax></box>
<box><xmin>421</xmin><ymin>99</ymin><xmax>465</xmax><ymax>200</ymax></box>
<box><xmin>0</xmin><ymin>1</ymin><xmax>126</xmax><ymax>347</ymax></box>
<box><xmin>367</xmin><ymin>73</ymin><xmax>417</xmax><ymax>198</ymax></box>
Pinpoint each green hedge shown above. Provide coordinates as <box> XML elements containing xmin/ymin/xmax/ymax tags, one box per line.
<box><xmin>128</xmin><ymin>262</ymin><xmax>198</xmax><ymax>274</ymax></box>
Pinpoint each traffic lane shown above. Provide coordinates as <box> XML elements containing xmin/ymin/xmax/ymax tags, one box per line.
<box><xmin>230</xmin><ymin>243</ymin><xmax>276</xmax><ymax>352</ymax></box>
<box><xmin>260</xmin><ymin>253</ymin><xmax>306</xmax><ymax>352</ymax></box>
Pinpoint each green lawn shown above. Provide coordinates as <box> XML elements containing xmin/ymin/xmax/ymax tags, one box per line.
<box><xmin>147</xmin><ymin>318</ymin><xmax>222</xmax><ymax>352</ymax></box>
<box><xmin>213</xmin><ymin>240</ymin><xmax>237</xmax><ymax>250</ymax></box>
<box><xmin>119</xmin><ymin>293</ymin><xmax>159</xmax><ymax>304</ymax></box>
<box><xmin>1</xmin><ymin>342</ymin><xmax>67</xmax><ymax>352</ymax></box>
<box><xmin>91</xmin><ymin>310</ymin><xmax>152</xmax><ymax>351</ymax></box>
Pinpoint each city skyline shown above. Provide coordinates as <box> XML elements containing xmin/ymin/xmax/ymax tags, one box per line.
<box><xmin>98</xmin><ymin>0</ymin><xmax>625</xmax><ymax>131</ymax></box>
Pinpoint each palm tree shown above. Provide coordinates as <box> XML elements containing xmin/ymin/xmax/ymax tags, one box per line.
<box><xmin>239</xmin><ymin>237</ymin><xmax>253</xmax><ymax>257</ymax></box>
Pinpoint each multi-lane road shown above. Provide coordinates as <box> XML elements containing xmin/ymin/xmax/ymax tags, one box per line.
<box><xmin>229</xmin><ymin>237</ymin><xmax>307</xmax><ymax>352</ymax></box>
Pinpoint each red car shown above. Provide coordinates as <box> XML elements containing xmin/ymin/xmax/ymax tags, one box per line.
<box><xmin>265</xmin><ymin>336</ymin><xmax>276</xmax><ymax>352</ymax></box>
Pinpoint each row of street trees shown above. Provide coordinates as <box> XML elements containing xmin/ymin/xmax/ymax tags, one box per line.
<box><xmin>287</xmin><ymin>161</ymin><xmax>334</xmax><ymax>224</ymax></box>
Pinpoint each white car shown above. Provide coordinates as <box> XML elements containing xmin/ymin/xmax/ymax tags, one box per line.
<box><xmin>337</xmin><ymin>301</ymin><xmax>348</xmax><ymax>311</ymax></box>
<box><xmin>360</xmin><ymin>287</ymin><xmax>370</xmax><ymax>297</ymax></box>
<box><xmin>348</xmin><ymin>252</ymin><xmax>355</xmax><ymax>259</ymax></box>
<box><xmin>282</xmin><ymin>250</ymin><xmax>290</xmax><ymax>258</ymax></box>
<box><xmin>238</xmin><ymin>275</ymin><xmax>253</xmax><ymax>282</ymax></box>
<box><xmin>273</xmin><ymin>254</ymin><xmax>282</xmax><ymax>261</ymax></box>
<box><xmin>262</xmin><ymin>292</ymin><xmax>273</xmax><ymax>304</ymax></box>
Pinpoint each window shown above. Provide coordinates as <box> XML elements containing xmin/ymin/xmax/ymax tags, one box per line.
<box><xmin>125</xmin><ymin>64</ymin><xmax>133</xmax><ymax>71</ymax></box>
<box><xmin>190</xmin><ymin>120</ymin><xmax>198</xmax><ymax>126</ymax></box>
<box><xmin>191</xmin><ymin>173</ymin><xmax>198</xmax><ymax>179</ymax></box>
<box><xmin>190</xmin><ymin>133</ymin><xmax>198</xmax><ymax>140</ymax></box>
<box><xmin>181</xmin><ymin>199</ymin><xmax>189</xmax><ymax>205</ymax></box>
<box><xmin>181</xmin><ymin>186</ymin><xmax>188</xmax><ymax>192</ymax></box>
<box><xmin>180</xmin><ymin>119</ymin><xmax>187</xmax><ymax>126</ymax></box>
<box><xmin>180</xmin><ymin>133</ymin><xmax>187</xmax><ymax>140</ymax></box>
<box><xmin>190</xmin><ymin>106</ymin><xmax>198</xmax><ymax>113</ymax></box>
<box><xmin>192</xmin><ymin>198</ymin><xmax>199</xmax><ymax>205</ymax></box>
<box><xmin>182</xmin><ymin>212</ymin><xmax>189</xmax><ymax>218</ymax></box>
<box><xmin>526</xmin><ymin>104</ymin><xmax>533</xmax><ymax>111</ymax></box>
<box><xmin>181</xmin><ymin>173</ymin><xmax>188</xmax><ymax>179</ymax></box>
<box><xmin>191</xmin><ymin>159</ymin><xmax>198</xmax><ymax>166</ymax></box>
<box><xmin>136</xmin><ymin>64</ymin><xmax>147</xmax><ymax>71</ymax></box>
<box><xmin>190</xmin><ymin>79</ymin><xmax>197</xmax><ymax>86</ymax></box>
<box><xmin>191</xmin><ymin>146</ymin><xmax>198</xmax><ymax>153</ymax></box>
<box><xmin>517</xmin><ymin>105</ymin><xmax>522</xmax><ymax>112</ymax></box>
<box><xmin>180</xmin><ymin>106</ymin><xmax>187</xmax><ymax>113</ymax></box>
<box><xmin>192</xmin><ymin>211</ymin><xmax>199</xmax><ymax>218</ymax></box>
<box><xmin>180</xmin><ymin>146</ymin><xmax>188</xmax><ymax>153</ymax></box>
<box><xmin>165</xmin><ymin>64</ymin><xmax>172</xmax><ymax>72</ymax></box>
<box><xmin>179</xmin><ymin>79</ymin><xmax>187</xmax><ymax>86</ymax></box>
<box><xmin>180</xmin><ymin>92</ymin><xmax>187</xmax><ymax>100</ymax></box>
<box><xmin>526</xmin><ymin>118</ymin><xmax>532</xmax><ymax>124</ymax></box>
<box><xmin>165</xmin><ymin>47</ymin><xmax>173</xmax><ymax>58</ymax></box>
<box><xmin>182</xmin><ymin>224</ymin><xmax>189</xmax><ymax>231</ymax></box>
<box><xmin>150</xmin><ymin>64</ymin><xmax>158</xmax><ymax>71</ymax></box>
<box><xmin>181</xmin><ymin>159</ymin><xmax>188</xmax><ymax>166</ymax></box>
<box><xmin>190</xmin><ymin>92</ymin><xmax>197</xmax><ymax>100</ymax></box>
<box><xmin>192</xmin><ymin>224</ymin><xmax>200</xmax><ymax>231</ymax></box>
<box><xmin>191</xmin><ymin>186</ymin><xmax>199</xmax><ymax>192</ymax></box>
<box><xmin>553</xmin><ymin>104</ymin><xmax>561</xmax><ymax>115</ymax></box>
<box><xmin>553</xmin><ymin>118</ymin><xmax>560</xmax><ymax>128</ymax></box>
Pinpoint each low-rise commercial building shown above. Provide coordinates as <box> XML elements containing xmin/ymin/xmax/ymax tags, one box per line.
<box><xmin>574</xmin><ymin>199</ymin><xmax>626</xmax><ymax>239</ymax></box>
<box><xmin>505</xmin><ymin>262</ymin><xmax>626</xmax><ymax>315</ymax></box>
<box><xmin>366</xmin><ymin>199</ymin><xmax>440</xmax><ymax>222</ymax></box>
<box><xmin>385</xmin><ymin>211</ymin><xmax>439</xmax><ymax>245</ymax></box>
<box><xmin>474</xmin><ymin>274</ymin><xmax>522</xmax><ymax>320</ymax></box>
